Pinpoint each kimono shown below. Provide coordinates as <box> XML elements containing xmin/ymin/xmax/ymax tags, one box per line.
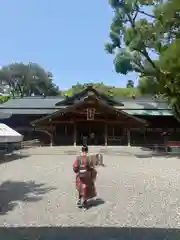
<box><xmin>73</xmin><ymin>154</ymin><xmax>97</xmax><ymax>200</ymax></box>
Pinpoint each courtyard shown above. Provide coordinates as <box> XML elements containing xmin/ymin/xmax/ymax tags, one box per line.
<box><xmin>0</xmin><ymin>147</ymin><xmax>180</xmax><ymax>239</ymax></box>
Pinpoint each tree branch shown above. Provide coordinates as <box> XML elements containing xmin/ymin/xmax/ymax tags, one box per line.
<box><xmin>136</xmin><ymin>9</ymin><xmax>156</xmax><ymax>19</ymax></box>
<box><xmin>133</xmin><ymin>3</ymin><xmax>156</xmax><ymax>20</ymax></box>
<box><xmin>140</xmin><ymin>50</ymin><xmax>159</xmax><ymax>71</ymax></box>
<box><xmin>133</xmin><ymin>10</ymin><xmax>138</xmax><ymax>22</ymax></box>
<box><xmin>126</xmin><ymin>10</ymin><xmax>160</xmax><ymax>75</ymax></box>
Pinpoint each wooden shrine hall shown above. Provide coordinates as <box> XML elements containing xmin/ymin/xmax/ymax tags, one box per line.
<box><xmin>0</xmin><ymin>85</ymin><xmax>177</xmax><ymax>146</ymax></box>
<box><xmin>31</xmin><ymin>87</ymin><xmax>146</xmax><ymax>146</ymax></box>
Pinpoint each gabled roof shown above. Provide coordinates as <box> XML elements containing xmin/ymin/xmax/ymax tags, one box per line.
<box><xmin>56</xmin><ymin>85</ymin><xmax>122</xmax><ymax>106</ymax></box>
<box><xmin>32</xmin><ymin>95</ymin><xmax>147</xmax><ymax>125</ymax></box>
<box><xmin>0</xmin><ymin>86</ymin><xmax>172</xmax><ymax>116</ymax></box>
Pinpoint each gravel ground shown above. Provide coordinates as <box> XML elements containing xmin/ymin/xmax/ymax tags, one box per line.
<box><xmin>0</xmin><ymin>152</ymin><xmax>180</xmax><ymax>238</ymax></box>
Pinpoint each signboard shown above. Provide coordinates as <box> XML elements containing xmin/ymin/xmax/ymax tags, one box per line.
<box><xmin>86</xmin><ymin>108</ymin><xmax>96</xmax><ymax>120</ymax></box>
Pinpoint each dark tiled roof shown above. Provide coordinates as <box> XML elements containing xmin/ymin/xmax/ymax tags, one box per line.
<box><xmin>118</xmin><ymin>101</ymin><xmax>169</xmax><ymax>110</ymax></box>
<box><xmin>0</xmin><ymin>113</ymin><xmax>12</xmax><ymax>119</ymax></box>
<box><xmin>0</xmin><ymin>108</ymin><xmax>57</xmax><ymax>115</ymax></box>
<box><xmin>57</xmin><ymin>86</ymin><xmax>121</xmax><ymax>106</ymax></box>
<box><xmin>114</xmin><ymin>94</ymin><xmax>166</xmax><ymax>102</ymax></box>
<box><xmin>0</xmin><ymin>87</ymin><xmax>170</xmax><ymax>117</ymax></box>
<box><xmin>0</xmin><ymin>96</ymin><xmax>64</xmax><ymax>109</ymax></box>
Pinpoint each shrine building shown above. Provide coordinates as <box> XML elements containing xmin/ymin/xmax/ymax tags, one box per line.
<box><xmin>0</xmin><ymin>85</ymin><xmax>178</xmax><ymax>146</ymax></box>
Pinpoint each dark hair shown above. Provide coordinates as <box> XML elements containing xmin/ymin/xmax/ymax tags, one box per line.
<box><xmin>81</xmin><ymin>145</ymin><xmax>88</xmax><ymax>153</ymax></box>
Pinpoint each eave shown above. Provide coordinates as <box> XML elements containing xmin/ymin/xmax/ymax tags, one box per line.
<box><xmin>31</xmin><ymin>96</ymin><xmax>147</xmax><ymax>126</ymax></box>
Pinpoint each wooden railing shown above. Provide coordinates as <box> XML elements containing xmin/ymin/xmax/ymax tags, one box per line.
<box><xmin>21</xmin><ymin>139</ymin><xmax>41</xmax><ymax>149</ymax></box>
<box><xmin>107</xmin><ymin>136</ymin><xmax>128</xmax><ymax>146</ymax></box>
<box><xmin>166</xmin><ymin>141</ymin><xmax>180</xmax><ymax>147</ymax></box>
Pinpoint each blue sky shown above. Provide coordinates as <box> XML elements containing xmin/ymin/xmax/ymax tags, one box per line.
<box><xmin>0</xmin><ymin>0</ymin><xmax>138</xmax><ymax>89</ymax></box>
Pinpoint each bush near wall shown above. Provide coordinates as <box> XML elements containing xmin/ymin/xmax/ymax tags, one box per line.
<box><xmin>0</xmin><ymin>96</ymin><xmax>9</xmax><ymax>104</ymax></box>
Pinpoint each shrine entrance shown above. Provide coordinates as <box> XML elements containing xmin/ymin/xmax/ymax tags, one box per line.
<box><xmin>76</xmin><ymin>121</ymin><xmax>105</xmax><ymax>145</ymax></box>
<box><xmin>31</xmin><ymin>91</ymin><xmax>146</xmax><ymax>146</ymax></box>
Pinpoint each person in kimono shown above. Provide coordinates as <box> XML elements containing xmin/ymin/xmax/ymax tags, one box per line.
<box><xmin>73</xmin><ymin>145</ymin><xmax>97</xmax><ymax>208</ymax></box>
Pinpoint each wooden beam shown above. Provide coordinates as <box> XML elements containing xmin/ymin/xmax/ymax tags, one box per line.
<box><xmin>50</xmin><ymin>117</ymin><xmax>140</xmax><ymax>124</ymax></box>
<box><xmin>49</xmin><ymin>121</ymin><xmax>74</xmax><ymax>124</ymax></box>
<box><xmin>35</xmin><ymin>119</ymin><xmax>143</xmax><ymax>125</ymax></box>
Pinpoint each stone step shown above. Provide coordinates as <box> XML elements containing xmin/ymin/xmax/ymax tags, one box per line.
<box><xmin>18</xmin><ymin>146</ymin><xmax>155</xmax><ymax>156</ymax></box>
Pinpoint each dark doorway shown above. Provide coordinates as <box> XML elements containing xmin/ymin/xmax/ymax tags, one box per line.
<box><xmin>54</xmin><ymin>124</ymin><xmax>74</xmax><ymax>145</ymax></box>
<box><xmin>76</xmin><ymin>122</ymin><xmax>105</xmax><ymax>145</ymax></box>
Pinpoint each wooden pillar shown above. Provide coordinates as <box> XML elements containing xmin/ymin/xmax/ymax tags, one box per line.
<box><xmin>105</xmin><ymin>123</ymin><xmax>107</xmax><ymax>146</ymax></box>
<box><xmin>50</xmin><ymin>125</ymin><xmax>54</xmax><ymax>147</ymax></box>
<box><xmin>127</xmin><ymin>128</ymin><xmax>131</xmax><ymax>147</ymax></box>
<box><xmin>74</xmin><ymin>122</ymin><xmax>76</xmax><ymax>146</ymax></box>
<box><xmin>50</xmin><ymin>137</ymin><xmax>53</xmax><ymax>146</ymax></box>
<box><xmin>144</xmin><ymin>129</ymin><xmax>146</xmax><ymax>146</ymax></box>
<box><xmin>65</xmin><ymin>125</ymin><xmax>67</xmax><ymax>136</ymax></box>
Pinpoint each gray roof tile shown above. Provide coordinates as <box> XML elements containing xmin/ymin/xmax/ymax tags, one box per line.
<box><xmin>119</xmin><ymin>101</ymin><xmax>169</xmax><ymax>109</ymax></box>
<box><xmin>0</xmin><ymin>87</ymin><xmax>170</xmax><ymax>117</ymax></box>
<box><xmin>0</xmin><ymin>108</ymin><xmax>56</xmax><ymax>115</ymax></box>
<box><xmin>0</xmin><ymin>96</ymin><xmax>64</xmax><ymax>109</ymax></box>
<box><xmin>0</xmin><ymin>113</ymin><xmax>12</xmax><ymax>119</ymax></box>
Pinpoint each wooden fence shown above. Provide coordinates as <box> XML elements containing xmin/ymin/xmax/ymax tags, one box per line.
<box><xmin>21</xmin><ymin>139</ymin><xmax>41</xmax><ymax>149</ymax></box>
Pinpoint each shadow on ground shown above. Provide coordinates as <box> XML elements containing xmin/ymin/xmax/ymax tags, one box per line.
<box><xmin>0</xmin><ymin>153</ymin><xmax>30</xmax><ymax>164</ymax></box>
<box><xmin>0</xmin><ymin>227</ymin><xmax>180</xmax><ymax>240</ymax></box>
<box><xmin>0</xmin><ymin>181</ymin><xmax>56</xmax><ymax>215</ymax></box>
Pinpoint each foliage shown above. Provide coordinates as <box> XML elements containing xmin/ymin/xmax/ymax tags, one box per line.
<box><xmin>126</xmin><ymin>80</ymin><xmax>134</xmax><ymax>88</ymax></box>
<box><xmin>106</xmin><ymin>0</ymin><xmax>180</xmax><ymax>119</ymax></box>
<box><xmin>138</xmin><ymin>76</ymin><xmax>164</xmax><ymax>95</ymax></box>
<box><xmin>0</xmin><ymin>79</ymin><xmax>142</xmax><ymax>102</ymax></box>
<box><xmin>0</xmin><ymin>96</ymin><xmax>9</xmax><ymax>103</ymax></box>
<box><xmin>0</xmin><ymin>63</ymin><xmax>60</xmax><ymax>97</ymax></box>
<box><xmin>62</xmin><ymin>82</ymin><xmax>141</xmax><ymax>97</ymax></box>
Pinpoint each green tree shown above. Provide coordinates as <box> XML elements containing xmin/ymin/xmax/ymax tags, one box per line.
<box><xmin>62</xmin><ymin>82</ymin><xmax>141</xmax><ymax>97</ymax></box>
<box><xmin>126</xmin><ymin>80</ymin><xmax>134</xmax><ymax>88</ymax></box>
<box><xmin>138</xmin><ymin>76</ymin><xmax>163</xmax><ymax>95</ymax></box>
<box><xmin>0</xmin><ymin>63</ymin><xmax>60</xmax><ymax>97</ymax></box>
<box><xmin>0</xmin><ymin>95</ymin><xmax>9</xmax><ymax>103</ymax></box>
<box><xmin>105</xmin><ymin>0</ymin><xmax>180</xmax><ymax>118</ymax></box>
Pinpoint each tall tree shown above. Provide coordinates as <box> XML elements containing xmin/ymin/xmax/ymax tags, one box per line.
<box><xmin>105</xmin><ymin>0</ymin><xmax>180</xmax><ymax>119</ymax></box>
<box><xmin>62</xmin><ymin>82</ymin><xmax>141</xmax><ymax>97</ymax></box>
<box><xmin>126</xmin><ymin>80</ymin><xmax>134</xmax><ymax>88</ymax></box>
<box><xmin>0</xmin><ymin>63</ymin><xmax>60</xmax><ymax>97</ymax></box>
<box><xmin>138</xmin><ymin>76</ymin><xmax>163</xmax><ymax>95</ymax></box>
